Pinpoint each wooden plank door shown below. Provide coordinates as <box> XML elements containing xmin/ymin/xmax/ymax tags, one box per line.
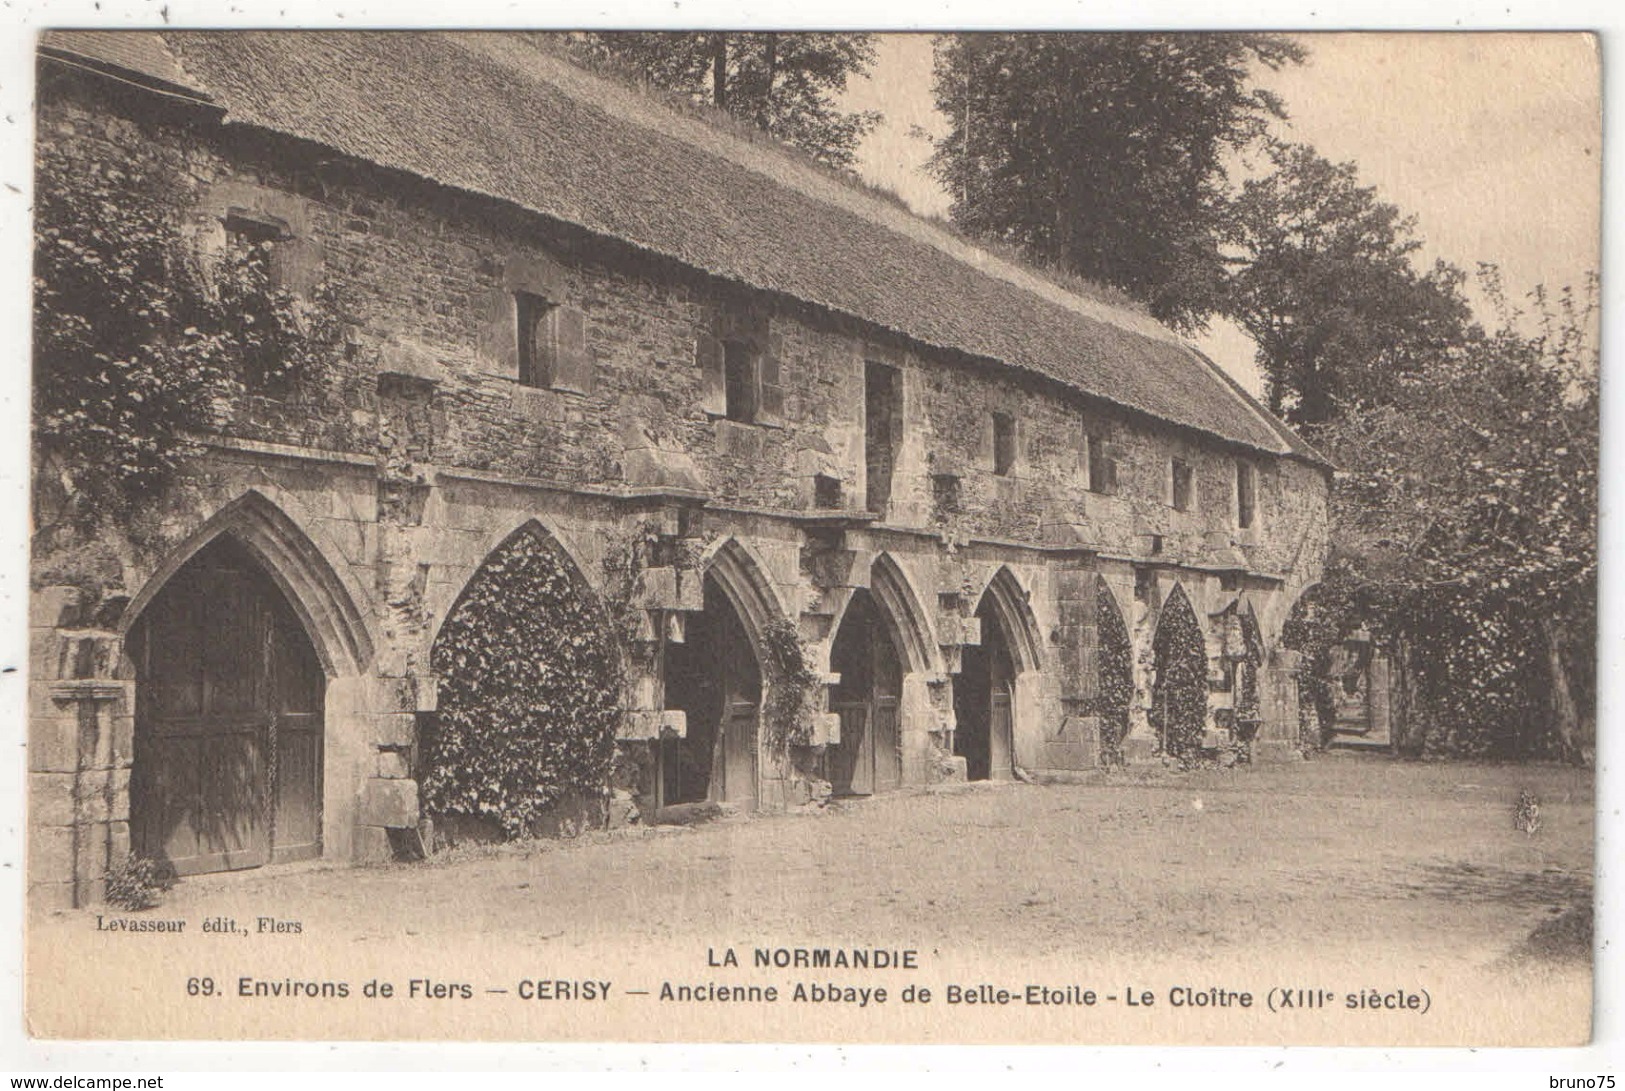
<box><xmin>133</xmin><ymin>539</ymin><xmax>323</xmax><ymax>875</ymax></box>
<box><xmin>872</xmin><ymin>625</ymin><xmax>903</xmax><ymax>792</ymax></box>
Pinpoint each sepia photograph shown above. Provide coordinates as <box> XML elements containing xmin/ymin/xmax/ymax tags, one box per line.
<box><xmin>17</xmin><ymin>25</ymin><xmax>1602</xmax><ymax>1051</ymax></box>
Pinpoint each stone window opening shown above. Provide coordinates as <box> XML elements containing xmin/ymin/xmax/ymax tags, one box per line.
<box><xmin>223</xmin><ymin>210</ymin><xmax>290</xmax><ymax>283</ymax></box>
<box><xmin>1086</xmin><ymin>432</ymin><xmax>1117</xmax><ymax>495</ymax></box>
<box><xmin>1170</xmin><ymin>458</ymin><xmax>1194</xmax><ymax>512</ymax></box>
<box><xmin>931</xmin><ymin>472</ymin><xmax>962</xmax><ymax>518</ymax></box>
<box><xmin>814</xmin><ymin>473</ymin><xmax>843</xmax><ymax>509</ymax></box>
<box><xmin>723</xmin><ymin>339</ymin><xmax>759</xmax><ymax>423</ymax></box>
<box><xmin>1236</xmin><ymin>459</ymin><xmax>1258</xmax><ymax>530</ymax></box>
<box><xmin>992</xmin><ymin>412</ymin><xmax>1017</xmax><ymax>477</ymax></box>
<box><xmin>515</xmin><ymin>291</ymin><xmax>557</xmax><ymax>388</ymax></box>
<box><xmin>864</xmin><ymin>360</ymin><xmax>902</xmax><ymax>514</ymax></box>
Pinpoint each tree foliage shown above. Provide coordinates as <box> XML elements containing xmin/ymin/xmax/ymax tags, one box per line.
<box><xmin>426</xmin><ymin>528</ymin><xmax>625</xmax><ymax>837</ymax></box>
<box><xmin>1311</xmin><ymin>271</ymin><xmax>1598</xmax><ymax>760</ymax></box>
<box><xmin>1223</xmin><ymin>142</ymin><xmax>1477</xmax><ymax>426</ymax></box>
<box><xmin>33</xmin><ymin>138</ymin><xmax>340</xmax><ymax>524</ymax></box>
<box><xmin>928</xmin><ymin>33</ymin><xmax>1304</xmax><ymax>332</ymax></box>
<box><xmin>572</xmin><ymin>32</ymin><xmax>882</xmax><ymax>170</ymax></box>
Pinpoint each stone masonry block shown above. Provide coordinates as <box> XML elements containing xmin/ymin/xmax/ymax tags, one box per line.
<box><xmin>353</xmin><ymin>824</ymin><xmax>395</xmax><ymax>866</ymax></box>
<box><xmin>29</xmin><ymin>713</ymin><xmax>80</xmax><ymax>774</ymax></box>
<box><xmin>376</xmin><ymin>749</ymin><xmax>412</xmax><ymax>779</ymax></box>
<box><xmin>358</xmin><ymin>777</ymin><xmax>419</xmax><ymax>828</ymax></box>
<box><xmin>370</xmin><ymin>712</ymin><xmax>418</xmax><ymax>748</ymax></box>
<box><xmin>30</xmin><ymin>586</ymin><xmax>82</xmax><ymax>630</ymax></box>
<box><xmin>30</xmin><ymin>880</ymin><xmax>77</xmax><ymax>913</ymax></box>
<box><xmin>29</xmin><ymin>773</ymin><xmax>76</xmax><ymax>828</ymax></box>
<box><xmin>30</xmin><ymin>824</ymin><xmax>76</xmax><ymax>888</ymax></box>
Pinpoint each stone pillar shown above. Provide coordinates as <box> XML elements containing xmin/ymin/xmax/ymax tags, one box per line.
<box><xmin>1255</xmin><ymin>648</ymin><xmax>1304</xmax><ymax>762</ymax></box>
<box><xmin>28</xmin><ymin>587</ymin><xmax>136</xmax><ymax>909</ymax></box>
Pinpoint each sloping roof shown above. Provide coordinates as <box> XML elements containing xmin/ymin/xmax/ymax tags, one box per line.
<box><xmin>40</xmin><ymin>29</ymin><xmax>1323</xmax><ymax>463</ymax></box>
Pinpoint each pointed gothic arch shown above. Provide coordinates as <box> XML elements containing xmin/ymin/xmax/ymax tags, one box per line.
<box><xmin>1151</xmin><ymin>583</ymin><xmax>1208</xmax><ymax>762</ymax></box>
<box><xmin>868</xmin><ymin>552</ymin><xmax>944</xmax><ymax>678</ymax></box>
<box><xmin>121</xmin><ymin>489</ymin><xmax>374</xmax><ymax>678</ymax></box>
<box><xmin>973</xmin><ymin>565</ymin><xmax>1044</xmax><ymax>674</ymax></box>
<box><xmin>1096</xmin><ymin>576</ymin><xmax>1134</xmax><ymax>766</ymax></box>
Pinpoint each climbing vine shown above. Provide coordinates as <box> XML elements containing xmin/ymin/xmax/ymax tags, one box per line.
<box><xmin>1150</xmin><ymin>587</ymin><xmax>1208</xmax><ymax>764</ymax></box>
<box><xmin>1095</xmin><ymin>577</ymin><xmax>1133</xmax><ymax>766</ymax></box>
<box><xmin>426</xmin><ymin>528</ymin><xmax>624</xmax><ymax>838</ymax></box>
<box><xmin>33</xmin><ymin>136</ymin><xmax>343</xmax><ymax>525</ymax></box>
<box><xmin>760</xmin><ymin>614</ymin><xmax>821</xmax><ymax>749</ymax></box>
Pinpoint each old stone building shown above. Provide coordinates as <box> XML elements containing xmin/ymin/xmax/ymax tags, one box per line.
<box><xmin>30</xmin><ymin>31</ymin><xmax>1330</xmax><ymax>907</ymax></box>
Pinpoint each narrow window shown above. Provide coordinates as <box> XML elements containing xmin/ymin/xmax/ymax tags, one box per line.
<box><xmin>931</xmin><ymin>472</ymin><xmax>962</xmax><ymax>518</ymax></box>
<box><xmin>992</xmin><ymin>412</ymin><xmax>1017</xmax><ymax>476</ymax></box>
<box><xmin>865</xmin><ymin>361</ymin><xmax>901</xmax><ymax>513</ymax></box>
<box><xmin>1236</xmin><ymin>459</ymin><xmax>1257</xmax><ymax>530</ymax></box>
<box><xmin>1086</xmin><ymin>433</ymin><xmax>1110</xmax><ymax>493</ymax></box>
<box><xmin>515</xmin><ymin>291</ymin><xmax>555</xmax><ymax>388</ymax></box>
<box><xmin>723</xmin><ymin>339</ymin><xmax>758</xmax><ymax>422</ymax></box>
<box><xmin>1170</xmin><ymin>458</ymin><xmax>1193</xmax><ymax>512</ymax></box>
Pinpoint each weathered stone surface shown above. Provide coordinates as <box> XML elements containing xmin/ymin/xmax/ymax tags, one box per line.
<box><xmin>28</xmin><ymin>60</ymin><xmax>1329</xmax><ymax>899</ymax></box>
<box><xmin>358</xmin><ymin>778</ymin><xmax>420</xmax><ymax>828</ymax></box>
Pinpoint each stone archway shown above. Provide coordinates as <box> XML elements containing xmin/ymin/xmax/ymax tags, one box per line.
<box><xmin>123</xmin><ymin>491</ymin><xmax>374</xmax><ymax>876</ymax></box>
<box><xmin>426</xmin><ymin>522</ymin><xmax>622</xmax><ymax>838</ymax></box>
<box><xmin>826</xmin><ymin>588</ymin><xmax>904</xmax><ymax>796</ymax></box>
<box><xmin>661</xmin><ymin>572</ymin><xmax>763</xmax><ymax>809</ymax></box>
<box><xmin>1151</xmin><ymin>584</ymin><xmax>1207</xmax><ymax>763</ymax></box>
<box><xmin>129</xmin><ymin>536</ymin><xmax>326</xmax><ymax>875</ymax></box>
<box><xmin>954</xmin><ymin>568</ymin><xmax>1038</xmax><ymax>782</ymax></box>
<box><xmin>1096</xmin><ymin>576</ymin><xmax>1133</xmax><ymax>766</ymax></box>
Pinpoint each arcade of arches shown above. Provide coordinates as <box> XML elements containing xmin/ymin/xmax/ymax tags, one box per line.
<box><xmin>32</xmin><ymin>492</ymin><xmax>1315</xmax><ymax>904</ymax></box>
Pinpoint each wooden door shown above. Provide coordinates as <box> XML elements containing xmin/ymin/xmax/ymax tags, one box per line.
<box><xmin>828</xmin><ymin>592</ymin><xmax>904</xmax><ymax>796</ymax></box>
<box><xmin>987</xmin><ymin>619</ymin><xmax>1016</xmax><ymax>781</ymax></box>
<box><xmin>133</xmin><ymin>539</ymin><xmax>323</xmax><ymax>875</ymax></box>
<box><xmin>713</xmin><ymin>599</ymin><xmax>760</xmax><ymax>810</ymax></box>
<box><xmin>871</xmin><ymin>622</ymin><xmax>903</xmax><ymax>792</ymax></box>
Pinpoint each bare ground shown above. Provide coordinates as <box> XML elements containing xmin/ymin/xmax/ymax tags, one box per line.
<box><xmin>28</xmin><ymin>752</ymin><xmax>1595</xmax><ymax>1044</ymax></box>
<box><xmin>131</xmin><ymin>752</ymin><xmax>1592</xmax><ymax>968</ymax></box>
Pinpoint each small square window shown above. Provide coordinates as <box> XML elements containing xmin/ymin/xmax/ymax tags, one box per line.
<box><xmin>814</xmin><ymin>474</ymin><xmax>843</xmax><ymax>509</ymax></box>
<box><xmin>1170</xmin><ymin>458</ymin><xmax>1193</xmax><ymax>512</ymax></box>
<box><xmin>1236</xmin><ymin>460</ymin><xmax>1257</xmax><ymax>530</ymax></box>
<box><xmin>992</xmin><ymin>413</ymin><xmax>1017</xmax><ymax>476</ymax></box>
<box><xmin>224</xmin><ymin>212</ymin><xmax>287</xmax><ymax>281</ymax></box>
<box><xmin>724</xmin><ymin>339</ymin><xmax>759</xmax><ymax>423</ymax></box>
<box><xmin>515</xmin><ymin>291</ymin><xmax>556</xmax><ymax>388</ymax></box>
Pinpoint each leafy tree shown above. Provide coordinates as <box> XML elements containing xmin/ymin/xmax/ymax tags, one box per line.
<box><xmin>928</xmin><ymin>33</ymin><xmax>1304</xmax><ymax>332</ymax></box>
<box><xmin>1224</xmin><ymin>142</ymin><xmax>1477</xmax><ymax>426</ymax></box>
<box><xmin>1313</xmin><ymin>271</ymin><xmax>1598</xmax><ymax>762</ymax></box>
<box><xmin>572</xmin><ymin>32</ymin><xmax>882</xmax><ymax>170</ymax></box>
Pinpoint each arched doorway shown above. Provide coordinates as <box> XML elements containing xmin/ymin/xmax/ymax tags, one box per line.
<box><xmin>426</xmin><ymin>523</ymin><xmax>622</xmax><ymax>839</ymax></box>
<box><xmin>826</xmin><ymin>589</ymin><xmax>904</xmax><ymax>796</ymax></box>
<box><xmin>1096</xmin><ymin>577</ymin><xmax>1133</xmax><ymax>766</ymax></box>
<box><xmin>662</xmin><ymin>574</ymin><xmax>762</xmax><ymax>810</ymax></box>
<box><xmin>130</xmin><ymin>536</ymin><xmax>325</xmax><ymax>875</ymax></box>
<box><xmin>1151</xmin><ymin>584</ymin><xmax>1207</xmax><ymax>763</ymax></box>
<box><xmin>954</xmin><ymin>592</ymin><xmax>1017</xmax><ymax>781</ymax></box>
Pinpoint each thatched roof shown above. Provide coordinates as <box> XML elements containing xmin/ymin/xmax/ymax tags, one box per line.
<box><xmin>40</xmin><ymin>30</ymin><xmax>1321</xmax><ymax>463</ymax></box>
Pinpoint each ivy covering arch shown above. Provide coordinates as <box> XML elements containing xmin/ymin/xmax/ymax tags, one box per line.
<box><xmin>426</xmin><ymin>526</ymin><xmax>623</xmax><ymax>837</ymax></box>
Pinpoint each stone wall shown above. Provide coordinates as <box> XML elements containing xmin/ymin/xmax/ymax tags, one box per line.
<box><xmin>28</xmin><ymin>69</ymin><xmax>1331</xmax><ymax>905</ymax></box>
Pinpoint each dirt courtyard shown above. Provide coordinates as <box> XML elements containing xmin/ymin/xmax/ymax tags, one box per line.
<box><xmin>28</xmin><ymin>753</ymin><xmax>1595</xmax><ymax>1044</ymax></box>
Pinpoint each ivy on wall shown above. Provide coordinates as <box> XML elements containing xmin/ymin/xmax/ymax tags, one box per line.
<box><xmin>426</xmin><ymin>528</ymin><xmax>624</xmax><ymax>838</ymax></box>
<box><xmin>1150</xmin><ymin>586</ymin><xmax>1207</xmax><ymax>764</ymax></box>
<box><xmin>760</xmin><ymin>614</ymin><xmax>820</xmax><ymax>750</ymax></box>
<box><xmin>33</xmin><ymin>136</ymin><xmax>342</xmax><ymax>527</ymax></box>
<box><xmin>1095</xmin><ymin>577</ymin><xmax>1133</xmax><ymax>766</ymax></box>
